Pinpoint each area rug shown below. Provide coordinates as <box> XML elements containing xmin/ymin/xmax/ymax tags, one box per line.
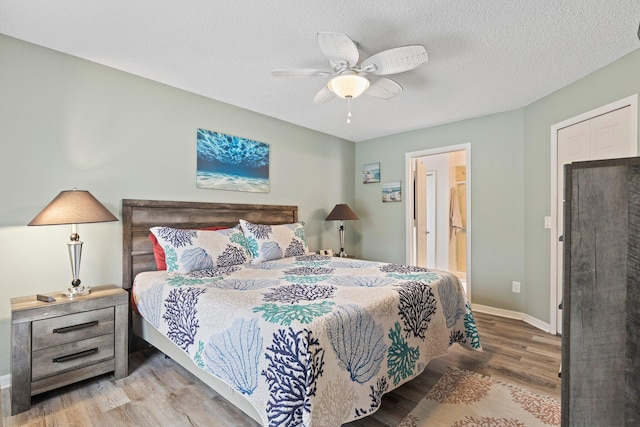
<box><xmin>398</xmin><ymin>367</ymin><xmax>560</xmax><ymax>427</ymax></box>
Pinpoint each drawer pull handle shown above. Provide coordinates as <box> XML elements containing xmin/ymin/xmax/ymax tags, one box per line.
<box><xmin>53</xmin><ymin>348</ymin><xmax>99</xmax><ymax>363</ymax></box>
<box><xmin>53</xmin><ymin>320</ymin><xmax>99</xmax><ymax>334</ymax></box>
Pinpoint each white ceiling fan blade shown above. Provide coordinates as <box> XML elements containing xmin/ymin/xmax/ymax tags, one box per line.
<box><xmin>365</xmin><ymin>77</ymin><xmax>403</xmax><ymax>99</ymax></box>
<box><xmin>360</xmin><ymin>45</ymin><xmax>428</xmax><ymax>75</ymax></box>
<box><xmin>317</xmin><ymin>32</ymin><xmax>359</xmax><ymax>69</ymax></box>
<box><xmin>272</xmin><ymin>68</ymin><xmax>333</xmax><ymax>77</ymax></box>
<box><xmin>313</xmin><ymin>86</ymin><xmax>336</xmax><ymax>104</ymax></box>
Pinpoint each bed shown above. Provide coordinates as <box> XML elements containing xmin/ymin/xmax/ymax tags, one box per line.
<box><xmin>122</xmin><ymin>199</ymin><xmax>481</xmax><ymax>427</ymax></box>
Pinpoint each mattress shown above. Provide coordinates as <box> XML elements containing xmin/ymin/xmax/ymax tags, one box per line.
<box><xmin>132</xmin><ymin>254</ymin><xmax>481</xmax><ymax>426</ymax></box>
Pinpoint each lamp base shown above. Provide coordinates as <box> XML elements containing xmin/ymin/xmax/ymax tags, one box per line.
<box><xmin>63</xmin><ymin>286</ymin><xmax>91</xmax><ymax>298</ymax></box>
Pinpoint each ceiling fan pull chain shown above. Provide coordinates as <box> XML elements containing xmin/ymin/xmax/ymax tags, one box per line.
<box><xmin>346</xmin><ymin>96</ymin><xmax>352</xmax><ymax>124</ymax></box>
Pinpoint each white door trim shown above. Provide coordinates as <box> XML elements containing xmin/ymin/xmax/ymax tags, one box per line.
<box><xmin>426</xmin><ymin>171</ymin><xmax>437</xmax><ymax>269</ymax></box>
<box><xmin>405</xmin><ymin>143</ymin><xmax>472</xmax><ymax>299</ymax></box>
<box><xmin>549</xmin><ymin>93</ymin><xmax>638</xmax><ymax>335</ymax></box>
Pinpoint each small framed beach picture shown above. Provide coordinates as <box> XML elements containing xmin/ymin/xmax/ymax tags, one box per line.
<box><xmin>382</xmin><ymin>181</ymin><xmax>402</xmax><ymax>202</ymax></box>
<box><xmin>196</xmin><ymin>129</ymin><xmax>270</xmax><ymax>193</ymax></box>
<box><xmin>363</xmin><ymin>162</ymin><xmax>381</xmax><ymax>183</ymax></box>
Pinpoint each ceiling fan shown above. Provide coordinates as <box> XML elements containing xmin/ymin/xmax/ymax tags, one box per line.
<box><xmin>272</xmin><ymin>32</ymin><xmax>428</xmax><ymax>121</ymax></box>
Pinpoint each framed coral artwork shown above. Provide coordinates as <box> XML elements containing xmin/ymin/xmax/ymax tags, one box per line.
<box><xmin>196</xmin><ymin>128</ymin><xmax>270</xmax><ymax>193</ymax></box>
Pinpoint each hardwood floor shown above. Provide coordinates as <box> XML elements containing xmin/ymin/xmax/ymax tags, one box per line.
<box><xmin>1</xmin><ymin>312</ymin><xmax>561</xmax><ymax>426</ymax></box>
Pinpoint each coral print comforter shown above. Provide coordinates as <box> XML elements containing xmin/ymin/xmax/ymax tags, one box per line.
<box><xmin>132</xmin><ymin>254</ymin><xmax>481</xmax><ymax>427</ymax></box>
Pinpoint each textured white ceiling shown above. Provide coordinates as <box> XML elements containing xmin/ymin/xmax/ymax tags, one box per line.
<box><xmin>1</xmin><ymin>1</ymin><xmax>639</xmax><ymax>142</ymax></box>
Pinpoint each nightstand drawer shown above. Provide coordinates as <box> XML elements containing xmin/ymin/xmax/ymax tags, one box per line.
<box><xmin>32</xmin><ymin>307</ymin><xmax>114</xmax><ymax>350</ymax></box>
<box><xmin>31</xmin><ymin>333</ymin><xmax>115</xmax><ymax>381</ymax></box>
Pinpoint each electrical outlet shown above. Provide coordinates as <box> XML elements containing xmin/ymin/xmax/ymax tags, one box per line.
<box><xmin>512</xmin><ymin>281</ymin><xmax>521</xmax><ymax>293</ymax></box>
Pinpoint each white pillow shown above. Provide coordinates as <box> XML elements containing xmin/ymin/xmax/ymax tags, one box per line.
<box><xmin>239</xmin><ymin>220</ymin><xmax>308</xmax><ymax>264</ymax></box>
<box><xmin>150</xmin><ymin>226</ymin><xmax>250</xmax><ymax>273</ymax></box>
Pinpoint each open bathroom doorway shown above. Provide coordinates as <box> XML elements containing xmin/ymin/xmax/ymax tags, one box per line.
<box><xmin>405</xmin><ymin>143</ymin><xmax>471</xmax><ymax>297</ymax></box>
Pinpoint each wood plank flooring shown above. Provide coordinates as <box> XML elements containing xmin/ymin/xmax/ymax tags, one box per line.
<box><xmin>1</xmin><ymin>312</ymin><xmax>561</xmax><ymax>426</ymax></box>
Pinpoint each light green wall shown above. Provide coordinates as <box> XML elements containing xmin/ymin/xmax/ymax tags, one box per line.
<box><xmin>0</xmin><ymin>35</ymin><xmax>354</xmax><ymax>377</ymax></box>
<box><xmin>355</xmin><ymin>110</ymin><xmax>526</xmax><ymax>311</ymax></box>
<box><xmin>356</xmin><ymin>48</ymin><xmax>640</xmax><ymax>322</ymax></box>
<box><xmin>523</xmin><ymin>49</ymin><xmax>640</xmax><ymax>322</ymax></box>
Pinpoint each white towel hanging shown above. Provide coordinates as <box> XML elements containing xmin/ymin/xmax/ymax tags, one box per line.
<box><xmin>450</xmin><ymin>186</ymin><xmax>463</xmax><ymax>237</ymax></box>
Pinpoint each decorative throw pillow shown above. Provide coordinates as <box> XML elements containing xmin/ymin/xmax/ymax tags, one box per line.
<box><xmin>150</xmin><ymin>226</ymin><xmax>250</xmax><ymax>273</ymax></box>
<box><xmin>239</xmin><ymin>219</ymin><xmax>308</xmax><ymax>263</ymax></box>
<box><xmin>148</xmin><ymin>226</ymin><xmax>228</xmax><ymax>270</ymax></box>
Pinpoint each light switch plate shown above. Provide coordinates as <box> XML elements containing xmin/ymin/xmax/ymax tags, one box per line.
<box><xmin>512</xmin><ymin>281</ymin><xmax>521</xmax><ymax>293</ymax></box>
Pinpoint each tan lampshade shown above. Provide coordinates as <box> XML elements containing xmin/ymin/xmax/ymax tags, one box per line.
<box><xmin>28</xmin><ymin>190</ymin><xmax>118</xmax><ymax>226</ymax></box>
<box><xmin>325</xmin><ymin>204</ymin><xmax>359</xmax><ymax>221</ymax></box>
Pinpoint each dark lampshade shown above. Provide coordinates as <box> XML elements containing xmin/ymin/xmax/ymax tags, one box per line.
<box><xmin>325</xmin><ymin>204</ymin><xmax>359</xmax><ymax>221</ymax></box>
<box><xmin>325</xmin><ymin>203</ymin><xmax>358</xmax><ymax>258</ymax></box>
<box><xmin>29</xmin><ymin>190</ymin><xmax>118</xmax><ymax>226</ymax></box>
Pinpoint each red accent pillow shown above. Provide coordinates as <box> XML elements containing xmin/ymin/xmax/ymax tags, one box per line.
<box><xmin>149</xmin><ymin>226</ymin><xmax>228</xmax><ymax>270</ymax></box>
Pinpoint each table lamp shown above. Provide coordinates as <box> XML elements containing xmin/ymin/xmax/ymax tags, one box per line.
<box><xmin>28</xmin><ymin>189</ymin><xmax>118</xmax><ymax>297</ymax></box>
<box><xmin>325</xmin><ymin>203</ymin><xmax>359</xmax><ymax>257</ymax></box>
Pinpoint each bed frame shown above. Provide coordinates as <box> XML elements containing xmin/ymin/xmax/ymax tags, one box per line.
<box><xmin>121</xmin><ymin>199</ymin><xmax>299</xmax><ymax>425</ymax></box>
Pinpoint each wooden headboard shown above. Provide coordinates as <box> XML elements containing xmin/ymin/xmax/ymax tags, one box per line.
<box><xmin>121</xmin><ymin>199</ymin><xmax>298</xmax><ymax>290</ymax></box>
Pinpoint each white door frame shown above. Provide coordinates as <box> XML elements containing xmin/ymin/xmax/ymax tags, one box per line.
<box><xmin>549</xmin><ymin>94</ymin><xmax>638</xmax><ymax>335</ymax></box>
<box><xmin>405</xmin><ymin>143</ymin><xmax>472</xmax><ymax>299</ymax></box>
<box><xmin>426</xmin><ymin>171</ymin><xmax>437</xmax><ymax>268</ymax></box>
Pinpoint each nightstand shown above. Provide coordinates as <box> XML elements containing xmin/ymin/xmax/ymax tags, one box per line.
<box><xmin>10</xmin><ymin>284</ymin><xmax>128</xmax><ymax>415</ymax></box>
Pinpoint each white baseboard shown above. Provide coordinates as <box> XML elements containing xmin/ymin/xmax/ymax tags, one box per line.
<box><xmin>471</xmin><ymin>303</ymin><xmax>552</xmax><ymax>334</ymax></box>
<box><xmin>1</xmin><ymin>373</ymin><xmax>10</xmax><ymax>389</ymax></box>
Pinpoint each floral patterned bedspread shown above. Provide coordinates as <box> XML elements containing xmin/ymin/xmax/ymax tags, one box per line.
<box><xmin>132</xmin><ymin>254</ymin><xmax>481</xmax><ymax>427</ymax></box>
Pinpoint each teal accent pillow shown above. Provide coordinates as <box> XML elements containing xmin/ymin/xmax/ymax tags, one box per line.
<box><xmin>150</xmin><ymin>226</ymin><xmax>251</xmax><ymax>273</ymax></box>
<box><xmin>239</xmin><ymin>220</ymin><xmax>308</xmax><ymax>264</ymax></box>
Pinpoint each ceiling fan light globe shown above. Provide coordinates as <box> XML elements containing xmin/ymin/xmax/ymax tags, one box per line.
<box><xmin>328</xmin><ymin>74</ymin><xmax>370</xmax><ymax>99</ymax></box>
